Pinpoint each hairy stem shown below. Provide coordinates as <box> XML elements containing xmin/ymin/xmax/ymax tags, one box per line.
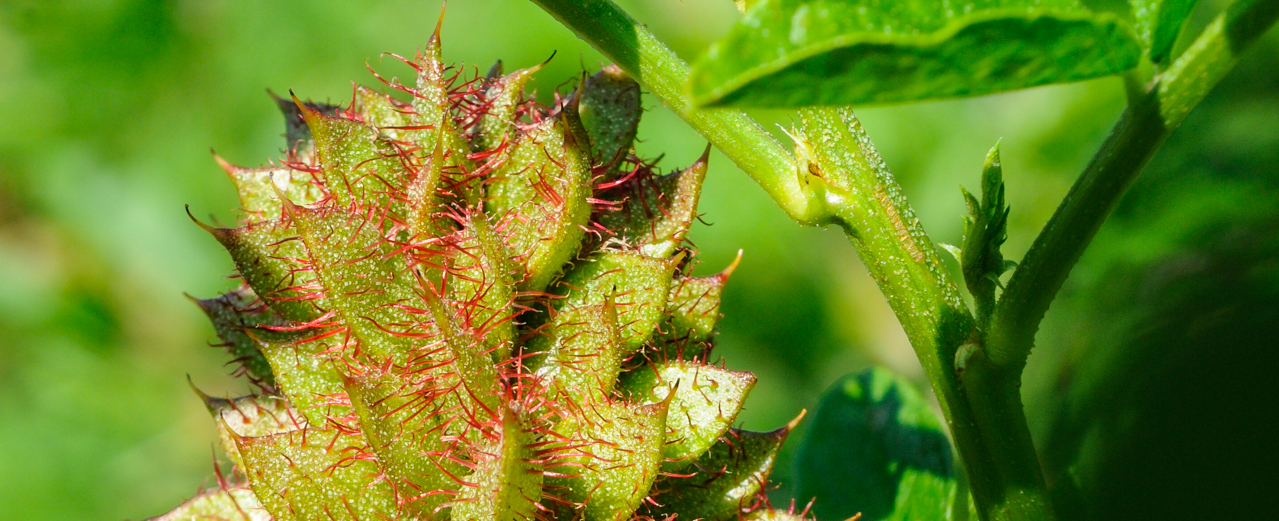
<box><xmin>528</xmin><ymin>0</ymin><xmax>824</xmax><ymax>224</ymax></box>
<box><xmin>799</xmin><ymin>108</ymin><xmax>1052</xmax><ymax>521</ymax></box>
<box><xmin>987</xmin><ymin>0</ymin><xmax>1279</xmax><ymax>370</ymax></box>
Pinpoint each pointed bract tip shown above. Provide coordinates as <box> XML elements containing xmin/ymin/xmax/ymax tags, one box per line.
<box><xmin>289</xmin><ymin>90</ymin><xmax>321</xmax><ymax>122</ymax></box>
<box><xmin>486</xmin><ymin>60</ymin><xmax>504</xmax><ymax>80</ymax></box>
<box><xmin>716</xmin><ymin>249</ymin><xmax>743</xmax><ymax>281</ymax></box>
<box><xmin>697</xmin><ymin>143</ymin><xmax>713</xmax><ymax>165</ymax></box>
<box><xmin>182</xmin><ymin>292</ymin><xmax>211</xmax><ymax>311</ymax></box>
<box><xmin>784</xmin><ymin>408</ymin><xmax>807</xmax><ymax>432</ymax></box>
<box><xmin>187</xmin><ymin>375</ymin><xmax>229</xmax><ymax>414</ymax></box>
<box><xmin>540</xmin><ymin>50</ymin><xmax>558</xmax><ymax>68</ymax></box>
<box><xmin>211</xmin><ymin>151</ymin><xmax>241</xmax><ymax>177</ymax></box>
<box><xmin>269</xmin><ymin>182</ymin><xmax>300</xmax><ymax>215</ymax></box>
<box><xmin>430</xmin><ymin>2</ymin><xmax>446</xmax><ymax>45</ymax></box>
<box><xmin>185</xmin><ymin>205</ymin><xmax>221</xmax><ymax>236</ymax></box>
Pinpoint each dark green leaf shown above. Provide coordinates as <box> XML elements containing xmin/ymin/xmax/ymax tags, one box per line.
<box><xmin>645</xmin><ymin>423</ymin><xmax>796</xmax><ymax>521</ymax></box>
<box><xmin>597</xmin><ymin>149</ymin><xmax>709</xmax><ymax>258</ymax></box>
<box><xmin>691</xmin><ymin>0</ymin><xmax>1142</xmax><ymax>107</ymax></box>
<box><xmin>578</xmin><ymin>64</ymin><xmax>642</xmax><ymax>177</ymax></box>
<box><xmin>1130</xmin><ymin>0</ymin><xmax>1199</xmax><ymax>62</ymax></box>
<box><xmin>193</xmin><ymin>286</ymin><xmax>286</xmax><ymax>388</ymax></box>
<box><xmin>794</xmin><ymin>367</ymin><xmax>959</xmax><ymax>521</ymax></box>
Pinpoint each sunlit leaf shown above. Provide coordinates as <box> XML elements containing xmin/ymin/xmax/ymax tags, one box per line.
<box><xmin>690</xmin><ymin>0</ymin><xmax>1142</xmax><ymax>107</ymax></box>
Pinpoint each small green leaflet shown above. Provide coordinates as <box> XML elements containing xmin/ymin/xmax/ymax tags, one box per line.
<box><xmin>794</xmin><ymin>367</ymin><xmax>960</xmax><ymax>521</ymax></box>
<box><xmin>691</xmin><ymin>0</ymin><xmax>1142</xmax><ymax>107</ymax></box>
<box><xmin>1130</xmin><ymin>0</ymin><xmax>1199</xmax><ymax>63</ymax></box>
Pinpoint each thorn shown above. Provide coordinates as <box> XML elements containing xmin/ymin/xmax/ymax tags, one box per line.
<box><xmin>784</xmin><ymin>409</ymin><xmax>807</xmax><ymax>432</ymax></box>
<box><xmin>186</xmin><ymin>205</ymin><xmax>222</xmax><ymax>236</ymax></box>
<box><xmin>430</xmin><ymin>1</ymin><xmax>447</xmax><ymax>46</ymax></box>
<box><xmin>717</xmin><ymin>249</ymin><xmax>743</xmax><ymax>281</ymax></box>
<box><xmin>187</xmin><ymin>374</ymin><xmax>229</xmax><ymax>414</ymax></box>
<box><xmin>540</xmin><ymin>50</ymin><xmax>558</xmax><ymax>68</ymax></box>
<box><xmin>486</xmin><ymin>60</ymin><xmax>504</xmax><ymax>81</ymax></box>
<box><xmin>289</xmin><ymin>90</ymin><xmax>321</xmax><ymax>123</ymax></box>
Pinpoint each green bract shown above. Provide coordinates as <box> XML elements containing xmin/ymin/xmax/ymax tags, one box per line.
<box><xmin>690</xmin><ymin>0</ymin><xmax>1143</xmax><ymax>107</ymax></box>
<box><xmin>159</xmin><ymin>19</ymin><xmax>805</xmax><ymax>521</ymax></box>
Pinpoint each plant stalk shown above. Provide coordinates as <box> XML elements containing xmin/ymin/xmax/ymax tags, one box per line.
<box><xmin>987</xmin><ymin>0</ymin><xmax>1279</xmax><ymax>371</ymax></box>
<box><xmin>528</xmin><ymin>0</ymin><xmax>824</xmax><ymax>224</ymax></box>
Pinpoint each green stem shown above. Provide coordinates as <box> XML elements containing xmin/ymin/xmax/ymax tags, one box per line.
<box><xmin>528</xmin><ymin>0</ymin><xmax>825</xmax><ymax>224</ymax></box>
<box><xmin>987</xmin><ymin>0</ymin><xmax>1279</xmax><ymax>370</ymax></box>
<box><xmin>798</xmin><ymin>108</ymin><xmax>1051</xmax><ymax>521</ymax></box>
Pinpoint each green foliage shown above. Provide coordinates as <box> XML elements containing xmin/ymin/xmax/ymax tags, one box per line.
<box><xmin>158</xmin><ymin>18</ymin><xmax>803</xmax><ymax>521</ymax></box>
<box><xmin>795</xmin><ymin>368</ymin><xmax>959</xmax><ymax>521</ymax></box>
<box><xmin>943</xmin><ymin>143</ymin><xmax>1014</xmax><ymax>325</ymax></box>
<box><xmin>1130</xmin><ymin>0</ymin><xmax>1200</xmax><ymax>62</ymax></box>
<box><xmin>690</xmin><ymin>0</ymin><xmax>1143</xmax><ymax>107</ymax></box>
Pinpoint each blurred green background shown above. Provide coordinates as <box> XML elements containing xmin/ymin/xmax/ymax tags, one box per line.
<box><xmin>0</xmin><ymin>0</ymin><xmax>1275</xmax><ymax>519</ymax></box>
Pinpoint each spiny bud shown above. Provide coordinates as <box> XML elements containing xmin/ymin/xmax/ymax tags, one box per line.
<box><xmin>154</xmin><ymin>14</ymin><xmax>806</xmax><ymax>521</ymax></box>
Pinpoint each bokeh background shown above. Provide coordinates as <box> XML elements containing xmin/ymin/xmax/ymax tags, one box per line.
<box><xmin>1</xmin><ymin>0</ymin><xmax>1275</xmax><ymax>519</ymax></box>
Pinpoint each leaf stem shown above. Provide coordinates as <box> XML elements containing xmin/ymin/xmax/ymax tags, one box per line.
<box><xmin>987</xmin><ymin>0</ymin><xmax>1279</xmax><ymax>370</ymax></box>
<box><xmin>528</xmin><ymin>0</ymin><xmax>826</xmax><ymax>224</ymax></box>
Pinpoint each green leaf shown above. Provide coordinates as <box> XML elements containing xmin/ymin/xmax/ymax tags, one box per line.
<box><xmin>536</xmin><ymin>301</ymin><xmax>625</xmax><ymax>400</ymax></box>
<box><xmin>438</xmin><ymin>211</ymin><xmax>518</xmax><ymax>362</ymax></box>
<box><xmin>484</xmin><ymin>116</ymin><xmax>593</xmax><ymax>294</ymax></box>
<box><xmin>619</xmin><ymin>360</ymin><xmax>756</xmax><ymax>468</ymax></box>
<box><xmin>192</xmin><ymin>390</ymin><xmax>305</xmax><ymax>469</ymax></box>
<box><xmin>578</xmin><ymin>64</ymin><xmax>643</xmax><ymax>176</ymax></box>
<box><xmin>794</xmin><ymin>367</ymin><xmax>959</xmax><ymax>521</ymax></box>
<box><xmin>473</xmin><ymin>62</ymin><xmax>543</xmax><ymax>152</ymax></box>
<box><xmin>552</xmin><ymin>251</ymin><xmax>679</xmax><ymax>351</ymax></box>
<box><xmin>285</xmin><ymin>204</ymin><xmax>422</xmax><ymax>366</ymax></box>
<box><xmin>664</xmin><ymin>251</ymin><xmax>739</xmax><ymax>344</ymax></box>
<box><xmin>1130</xmin><ymin>0</ymin><xmax>1199</xmax><ymax>62</ymax></box>
<box><xmin>295</xmin><ymin>100</ymin><xmax>412</xmax><ymax>210</ymax></box>
<box><xmin>196</xmin><ymin>216</ymin><xmax>320</xmax><ymax>323</ymax></box>
<box><xmin>644</xmin><ymin>423</ymin><xmax>797</xmax><ymax>521</ymax></box>
<box><xmin>214</xmin><ymin>156</ymin><xmax>324</xmax><ymax>224</ymax></box>
<box><xmin>147</xmin><ymin>486</ymin><xmax>270</xmax><ymax>521</ymax></box>
<box><xmin>545</xmin><ymin>397</ymin><xmax>670</xmax><ymax>521</ymax></box>
<box><xmin>690</xmin><ymin>0</ymin><xmax>1142</xmax><ymax>107</ymax></box>
<box><xmin>235</xmin><ymin>428</ymin><xmax>398</xmax><ymax>521</ymax></box>
<box><xmin>251</xmin><ymin>331</ymin><xmax>347</xmax><ymax>427</ymax></box>
<box><xmin>959</xmin><ymin>142</ymin><xmax>1012</xmax><ymax>321</ymax></box>
<box><xmin>452</xmin><ymin>404</ymin><xmax>544</xmax><ymax>521</ymax></box>
<box><xmin>597</xmin><ymin>148</ymin><xmax>710</xmax><ymax>258</ymax></box>
<box><xmin>344</xmin><ymin>370</ymin><xmax>465</xmax><ymax>516</ymax></box>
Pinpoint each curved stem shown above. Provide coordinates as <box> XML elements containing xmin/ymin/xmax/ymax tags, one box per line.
<box><xmin>528</xmin><ymin>0</ymin><xmax>825</xmax><ymax>224</ymax></box>
<box><xmin>987</xmin><ymin>0</ymin><xmax>1279</xmax><ymax>370</ymax></box>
